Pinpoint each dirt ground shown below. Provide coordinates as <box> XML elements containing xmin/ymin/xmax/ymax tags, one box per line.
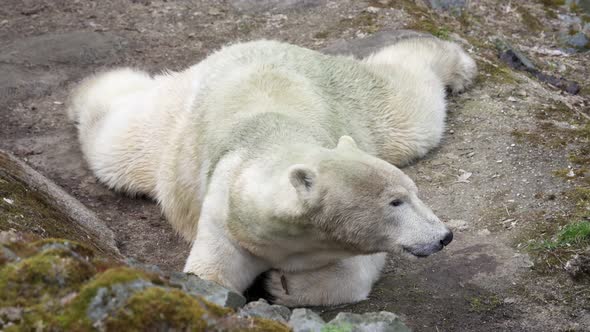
<box><xmin>1</xmin><ymin>0</ymin><xmax>589</xmax><ymax>331</ymax></box>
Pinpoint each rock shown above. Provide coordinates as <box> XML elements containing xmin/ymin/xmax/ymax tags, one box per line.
<box><xmin>425</xmin><ymin>0</ymin><xmax>467</xmax><ymax>12</ymax></box>
<box><xmin>0</xmin><ymin>150</ymin><xmax>121</xmax><ymax>258</ymax></box>
<box><xmin>447</xmin><ymin>219</ymin><xmax>469</xmax><ymax>231</ymax></box>
<box><xmin>566</xmin><ymin>0</ymin><xmax>590</xmax><ymax>14</ymax></box>
<box><xmin>289</xmin><ymin>308</ymin><xmax>326</xmax><ymax>332</ymax></box>
<box><xmin>322</xmin><ymin>29</ymin><xmax>433</xmax><ymax>58</ymax></box>
<box><xmin>0</xmin><ymin>235</ymin><xmax>291</xmax><ymax>331</ymax></box>
<box><xmin>477</xmin><ymin>229</ymin><xmax>491</xmax><ymax>236</ymax></box>
<box><xmin>565</xmin><ymin>32</ymin><xmax>589</xmax><ymax>51</ymax></box>
<box><xmin>0</xmin><ymin>64</ymin><xmax>65</xmax><ymax>106</ymax></box>
<box><xmin>496</xmin><ymin>38</ymin><xmax>537</xmax><ymax>72</ymax></box>
<box><xmin>565</xmin><ymin>249</ymin><xmax>590</xmax><ymax>281</ymax></box>
<box><xmin>229</xmin><ymin>0</ymin><xmax>325</xmax><ymax>13</ymax></box>
<box><xmin>0</xmin><ymin>307</ymin><xmax>23</xmax><ymax>324</ymax></box>
<box><xmin>86</xmin><ymin>279</ymin><xmax>155</xmax><ymax>328</ymax></box>
<box><xmin>496</xmin><ymin>38</ymin><xmax>580</xmax><ymax>94</ymax></box>
<box><xmin>169</xmin><ymin>272</ymin><xmax>247</xmax><ymax>309</ymax></box>
<box><xmin>238</xmin><ymin>298</ymin><xmax>291</xmax><ymax>323</ymax></box>
<box><xmin>0</xmin><ymin>31</ymin><xmax>127</xmax><ymax>66</ymax></box>
<box><xmin>0</xmin><ymin>245</ymin><xmax>19</xmax><ymax>263</ymax></box>
<box><xmin>325</xmin><ymin>311</ymin><xmax>411</xmax><ymax>332</ymax></box>
<box><xmin>503</xmin><ymin>297</ymin><xmax>517</xmax><ymax>304</ymax></box>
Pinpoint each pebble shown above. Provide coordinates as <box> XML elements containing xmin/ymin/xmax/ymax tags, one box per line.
<box><xmin>238</xmin><ymin>299</ymin><xmax>291</xmax><ymax>323</ymax></box>
<box><xmin>289</xmin><ymin>308</ymin><xmax>325</xmax><ymax>332</ymax></box>
<box><xmin>366</xmin><ymin>6</ymin><xmax>380</xmax><ymax>13</ymax></box>
<box><xmin>477</xmin><ymin>229</ymin><xmax>491</xmax><ymax>236</ymax></box>
<box><xmin>447</xmin><ymin>219</ymin><xmax>469</xmax><ymax>231</ymax></box>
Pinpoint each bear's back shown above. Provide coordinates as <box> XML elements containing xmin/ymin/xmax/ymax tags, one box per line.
<box><xmin>193</xmin><ymin>40</ymin><xmax>388</xmax><ymax>155</ymax></box>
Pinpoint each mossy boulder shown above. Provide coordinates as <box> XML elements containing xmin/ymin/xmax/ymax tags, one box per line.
<box><xmin>0</xmin><ymin>150</ymin><xmax>120</xmax><ymax>258</ymax></box>
<box><xmin>0</xmin><ymin>234</ymin><xmax>290</xmax><ymax>331</ymax></box>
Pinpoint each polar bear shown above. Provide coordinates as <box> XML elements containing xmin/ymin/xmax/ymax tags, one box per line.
<box><xmin>68</xmin><ymin>36</ymin><xmax>476</xmax><ymax>306</ymax></box>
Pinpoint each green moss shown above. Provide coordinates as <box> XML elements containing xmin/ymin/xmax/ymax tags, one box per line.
<box><xmin>468</xmin><ymin>295</ymin><xmax>502</xmax><ymax>313</ymax></box>
<box><xmin>58</xmin><ymin>267</ymin><xmax>157</xmax><ymax>329</ymax></box>
<box><xmin>569</xmin><ymin>148</ymin><xmax>590</xmax><ymax>165</ymax></box>
<box><xmin>321</xmin><ymin>323</ymin><xmax>354</xmax><ymax>332</ymax></box>
<box><xmin>477</xmin><ymin>60</ymin><xmax>519</xmax><ymax>85</ymax></box>
<box><xmin>0</xmin><ymin>234</ymin><xmax>295</xmax><ymax>331</ymax></box>
<box><xmin>105</xmin><ymin>287</ymin><xmax>213</xmax><ymax>331</ymax></box>
<box><xmin>242</xmin><ymin>317</ymin><xmax>292</xmax><ymax>332</ymax></box>
<box><xmin>517</xmin><ymin>6</ymin><xmax>543</xmax><ymax>32</ymax></box>
<box><xmin>538</xmin><ymin>0</ymin><xmax>566</xmax><ymax>7</ymax></box>
<box><xmin>457</xmin><ymin>10</ymin><xmax>470</xmax><ymax>27</ymax></box>
<box><xmin>569</xmin><ymin>1</ymin><xmax>581</xmax><ymax>12</ymax></box>
<box><xmin>0</xmin><ymin>172</ymin><xmax>116</xmax><ymax>257</ymax></box>
<box><xmin>340</xmin><ymin>12</ymin><xmax>381</xmax><ymax>34</ymax></box>
<box><xmin>553</xmin><ymin>168</ymin><xmax>587</xmax><ymax>179</ymax></box>
<box><xmin>313</xmin><ymin>11</ymin><xmax>381</xmax><ymax>39</ymax></box>
<box><xmin>105</xmin><ymin>287</ymin><xmax>291</xmax><ymax>331</ymax></box>
<box><xmin>407</xmin><ymin>19</ymin><xmax>453</xmax><ymax>40</ymax></box>
<box><xmin>570</xmin><ymin>187</ymin><xmax>590</xmax><ymax>214</ymax></box>
<box><xmin>314</xmin><ymin>30</ymin><xmax>330</xmax><ymax>39</ymax></box>
<box><xmin>32</xmin><ymin>238</ymin><xmax>96</xmax><ymax>258</ymax></box>
<box><xmin>0</xmin><ymin>247</ymin><xmax>95</xmax><ymax>306</ymax></box>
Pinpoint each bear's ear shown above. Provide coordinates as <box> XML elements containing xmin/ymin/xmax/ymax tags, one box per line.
<box><xmin>288</xmin><ymin>164</ymin><xmax>319</xmax><ymax>205</ymax></box>
<box><xmin>336</xmin><ymin>135</ymin><xmax>358</xmax><ymax>150</ymax></box>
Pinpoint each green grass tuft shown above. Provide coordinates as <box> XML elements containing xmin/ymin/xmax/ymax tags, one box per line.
<box><xmin>557</xmin><ymin>221</ymin><xmax>590</xmax><ymax>246</ymax></box>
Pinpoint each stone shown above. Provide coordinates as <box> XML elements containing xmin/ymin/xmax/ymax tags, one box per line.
<box><xmin>87</xmin><ymin>279</ymin><xmax>155</xmax><ymax>326</ymax></box>
<box><xmin>565</xmin><ymin>32</ymin><xmax>589</xmax><ymax>50</ymax></box>
<box><xmin>0</xmin><ymin>64</ymin><xmax>65</xmax><ymax>105</ymax></box>
<box><xmin>289</xmin><ymin>308</ymin><xmax>325</xmax><ymax>332</ymax></box>
<box><xmin>325</xmin><ymin>311</ymin><xmax>411</xmax><ymax>332</ymax></box>
<box><xmin>425</xmin><ymin>0</ymin><xmax>467</xmax><ymax>12</ymax></box>
<box><xmin>565</xmin><ymin>249</ymin><xmax>590</xmax><ymax>281</ymax></box>
<box><xmin>322</xmin><ymin>29</ymin><xmax>433</xmax><ymax>58</ymax></box>
<box><xmin>0</xmin><ymin>245</ymin><xmax>20</xmax><ymax>263</ymax></box>
<box><xmin>447</xmin><ymin>219</ymin><xmax>469</xmax><ymax>231</ymax></box>
<box><xmin>229</xmin><ymin>0</ymin><xmax>325</xmax><ymax>13</ymax></box>
<box><xmin>0</xmin><ymin>31</ymin><xmax>127</xmax><ymax>66</ymax></box>
<box><xmin>496</xmin><ymin>38</ymin><xmax>537</xmax><ymax>72</ymax></box>
<box><xmin>0</xmin><ymin>235</ymin><xmax>291</xmax><ymax>331</ymax></box>
<box><xmin>238</xmin><ymin>298</ymin><xmax>291</xmax><ymax>323</ymax></box>
<box><xmin>496</xmin><ymin>38</ymin><xmax>580</xmax><ymax>94</ymax></box>
<box><xmin>0</xmin><ymin>150</ymin><xmax>121</xmax><ymax>258</ymax></box>
<box><xmin>169</xmin><ymin>272</ymin><xmax>246</xmax><ymax>309</ymax></box>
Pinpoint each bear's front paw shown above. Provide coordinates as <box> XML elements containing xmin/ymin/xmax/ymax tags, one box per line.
<box><xmin>264</xmin><ymin>269</ymin><xmax>307</xmax><ymax>307</ymax></box>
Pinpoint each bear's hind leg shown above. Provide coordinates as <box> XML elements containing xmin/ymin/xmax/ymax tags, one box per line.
<box><xmin>265</xmin><ymin>253</ymin><xmax>387</xmax><ymax>306</ymax></box>
<box><xmin>364</xmin><ymin>37</ymin><xmax>477</xmax><ymax>93</ymax></box>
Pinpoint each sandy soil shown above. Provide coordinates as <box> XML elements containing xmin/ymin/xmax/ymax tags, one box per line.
<box><xmin>1</xmin><ymin>0</ymin><xmax>589</xmax><ymax>330</ymax></box>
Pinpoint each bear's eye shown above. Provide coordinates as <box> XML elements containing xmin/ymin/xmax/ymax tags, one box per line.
<box><xmin>390</xmin><ymin>199</ymin><xmax>404</xmax><ymax>207</ymax></box>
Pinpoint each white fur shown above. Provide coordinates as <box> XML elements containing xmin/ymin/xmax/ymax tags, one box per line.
<box><xmin>69</xmin><ymin>38</ymin><xmax>476</xmax><ymax>306</ymax></box>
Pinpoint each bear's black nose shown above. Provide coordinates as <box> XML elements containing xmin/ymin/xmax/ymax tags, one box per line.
<box><xmin>440</xmin><ymin>231</ymin><xmax>453</xmax><ymax>247</ymax></box>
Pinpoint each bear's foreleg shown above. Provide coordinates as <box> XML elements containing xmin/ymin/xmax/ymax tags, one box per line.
<box><xmin>265</xmin><ymin>253</ymin><xmax>387</xmax><ymax>306</ymax></box>
<box><xmin>183</xmin><ymin>218</ymin><xmax>269</xmax><ymax>292</ymax></box>
<box><xmin>182</xmin><ymin>152</ymin><xmax>270</xmax><ymax>292</ymax></box>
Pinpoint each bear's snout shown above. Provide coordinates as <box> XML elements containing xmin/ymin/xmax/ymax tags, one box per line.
<box><xmin>440</xmin><ymin>231</ymin><xmax>453</xmax><ymax>247</ymax></box>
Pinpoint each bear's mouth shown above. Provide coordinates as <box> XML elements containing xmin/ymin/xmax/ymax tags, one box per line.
<box><xmin>402</xmin><ymin>244</ymin><xmax>443</xmax><ymax>257</ymax></box>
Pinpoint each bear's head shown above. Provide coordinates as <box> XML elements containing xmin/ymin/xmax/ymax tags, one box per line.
<box><xmin>286</xmin><ymin>136</ymin><xmax>453</xmax><ymax>258</ymax></box>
